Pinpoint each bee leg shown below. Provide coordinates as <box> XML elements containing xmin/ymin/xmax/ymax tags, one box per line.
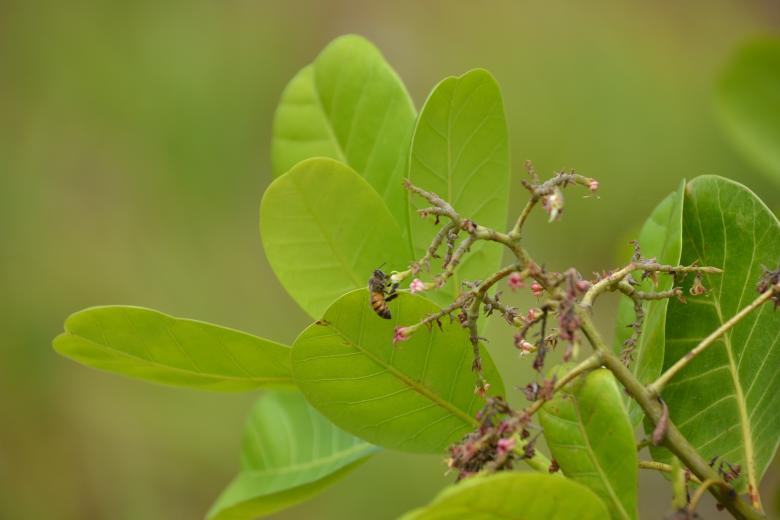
<box><xmin>385</xmin><ymin>292</ymin><xmax>399</xmax><ymax>303</ymax></box>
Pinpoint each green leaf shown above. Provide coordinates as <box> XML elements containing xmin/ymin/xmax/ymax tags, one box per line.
<box><xmin>291</xmin><ymin>289</ymin><xmax>505</xmax><ymax>453</ymax></box>
<box><xmin>407</xmin><ymin>69</ymin><xmax>510</xmax><ymax>302</ymax></box>
<box><xmin>260</xmin><ymin>157</ymin><xmax>411</xmax><ymax>318</ymax></box>
<box><xmin>717</xmin><ymin>38</ymin><xmax>780</xmax><ymax>185</ymax></box>
<box><xmin>540</xmin><ymin>369</ymin><xmax>638</xmax><ymax>520</ymax></box>
<box><xmin>53</xmin><ymin>306</ymin><xmax>292</xmax><ymax>391</ymax></box>
<box><xmin>614</xmin><ymin>180</ymin><xmax>685</xmax><ymax>425</ymax></box>
<box><xmin>399</xmin><ymin>472</ymin><xmax>609</xmax><ymax>520</ymax></box>
<box><xmin>208</xmin><ymin>389</ymin><xmax>376</xmax><ymax>519</ymax></box>
<box><xmin>271</xmin><ymin>34</ymin><xmax>417</xmax><ymax>235</ymax></box>
<box><xmin>654</xmin><ymin>175</ymin><xmax>780</xmax><ymax>495</ymax></box>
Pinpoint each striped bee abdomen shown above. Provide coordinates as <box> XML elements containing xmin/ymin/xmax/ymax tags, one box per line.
<box><xmin>371</xmin><ymin>291</ymin><xmax>392</xmax><ymax>319</ymax></box>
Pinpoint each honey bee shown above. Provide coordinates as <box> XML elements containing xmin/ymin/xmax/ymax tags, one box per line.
<box><xmin>368</xmin><ymin>268</ymin><xmax>398</xmax><ymax>319</ymax></box>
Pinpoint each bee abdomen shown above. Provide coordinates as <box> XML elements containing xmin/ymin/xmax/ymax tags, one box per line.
<box><xmin>371</xmin><ymin>292</ymin><xmax>392</xmax><ymax>319</ymax></box>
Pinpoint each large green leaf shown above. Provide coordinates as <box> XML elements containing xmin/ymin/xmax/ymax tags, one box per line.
<box><xmin>717</xmin><ymin>38</ymin><xmax>780</xmax><ymax>185</ymax></box>
<box><xmin>614</xmin><ymin>180</ymin><xmax>684</xmax><ymax>425</ymax></box>
<box><xmin>292</xmin><ymin>289</ymin><xmax>505</xmax><ymax>453</ymax></box>
<box><xmin>540</xmin><ymin>369</ymin><xmax>638</xmax><ymax>520</ymax></box>
<box><xmin>260</xmin><ymin>157</ymin><xmax>411</xmax><ymax>318</ymax></box>
<box><xmin>53</xmin><ymin>306</ymin><xmax>292</xmax><ymax>391</ymax></box>
<box><xmin>399</xmin><ymin>473</ymin><xmax>609</xmax><ymax>520</ymax></box>
<box><xmin>208</xmin><ymin>389</ymin><xmax>376</xmax><ymax>519</ymax></box>
<box><xmin>271</xmin><ymin>34</ymin><xmax>417</xmax><ymax>236</ymax></box>
<box><xmin>407</xmin><ymin>69</ymin><xmax>510</xmax><ymax>301</ymax></box>
<box><xmin>654</xmin><ymin>176</ymin><xmax>780</xmax><ymax>496</ymax></box>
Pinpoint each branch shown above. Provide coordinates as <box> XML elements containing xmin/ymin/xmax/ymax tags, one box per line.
<box><xmin>577</xmin><ymin>313</ymin><xmax>764</xmax><ymax>520</ymax></box>
<box><xmin>515</xmin><ymin>351</ymin><xmax>603</xmax><ymax>419</ymax></box>
<box><xmin>649</xmin><ymin>284</ymin><xmax>780</xmax><ymax>395</ymax></box>
<box><xmin>581</xmin><ymin>261</ymin><xmax>722</xmax><ymax>308</ymax></box>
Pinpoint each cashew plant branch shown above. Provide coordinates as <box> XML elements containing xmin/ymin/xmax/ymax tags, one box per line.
<box><xmin>393</xmin><ymin>171</ymin><xmax>773</xmax><ymax>519</ymax></box>
<box><xmin>53</xmin><ymin>35</ymin><xmax>780</xmax><ymax>520</ymax></box>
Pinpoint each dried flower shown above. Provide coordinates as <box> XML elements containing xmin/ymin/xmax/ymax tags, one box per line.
<box><xmin>474</xmin><ymin>380</ymin><xmax>491</xmax><ymax>397</ymax></box>
<box><xmin>542</xmin><ymin>187</ymin><xmax>564</xmax><ymax>222</ymax></box>
<box><xmin>515</xmin><ymin>338</ymin><xmax>536</xmax><ymax>356</ymax></box>
<box><xmin>575</xmin><ymin>279</ymin><xmax>591</xmax><ymax>292</ymax></box>
<box><xmin>689</xmin><ymin>274</ymin><xmax>707</xmax><ymax>296</ymax></box>
<box><xmin>507</xmin><ymin>271</ymin><xmax>524</xmax><ymax>291</ymax></box>
<box><xmin>757</xmin><ymin>265</ymin><xmax>780</xmax><ymax>308</ymax></box>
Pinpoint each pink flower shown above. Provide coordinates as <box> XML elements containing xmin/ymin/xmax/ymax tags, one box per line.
<box><xmin>393</xmin><ymin>326</ymin><xmax>410</xmax><ymax>346</ymax></box>
<box><xmin>497</xmin><ymin>437</ymin><xmax>516</xmax><ymax>456</ymax></box>
<box><xmin>531</xmin><ymin>283</ymin><xmax>544</xmax><ymax>297</ymax></box>
<box><xmin>507</xmin><ymin>271</ymin><xmax>524</xmax><ymax>291</ymax></box>
<box><xmin>526</xmin><ymin>307</ymin><xmax>540</xmax><ymax>322</ymax></box>
<box><xmin>588</xmin><ymin>179</ymin><xmax>599</xmax><ymax>193</ymax></box>
<box><xmin>409</xmin><ymin>278</ymin><xmax>426</xmax><ymax>293</ymax></box>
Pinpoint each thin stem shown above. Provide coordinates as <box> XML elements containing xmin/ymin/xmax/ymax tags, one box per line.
<box><xmin>518</xmin><ymin>351</ymin><xmax>603</xmax><ymax>418</ymax></box>
<box><xmin>638</xmin><ymin>460</ymin><xmax>701</xmax><ymax>484</ymax></box>
<box><xmin>581</xmin><ymin>262</ymin><xmax>722</xmax><ymax>308</ymax></box>
<box><xmin>649</xmin><ymin>285</ymin><xmax>779</xmax><ymax>395</ymax></box>
<box><xmin>689</xmin><ymin>479</ymin><xmax>730</xmax><ymax>516</ymax></box>
<box><xmin>415</xmin><ymin>222</ymin><xmax>457</xmax><ymax>272</ymax></box>
<box><xmin>617</xmin><ymin>281</ymin><xmax>683</xmax><ymax>301</ymax></box>
<box><xmin>509</xmin><ymin>198</ymin><xmax>538</xmax><ymax>239</ymax></box>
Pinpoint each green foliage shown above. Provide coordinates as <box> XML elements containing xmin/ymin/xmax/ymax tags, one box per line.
<box><xmin>540</xmin><ymin>369</ymin><xmax>638</xmax><ymax>520</ymax></box>
<box><xmin>654</xmin><ymin>176</ymin><xmax>780</xmax><ymax>493</ymax></box>
<box><xmin>53</xmin><ymin>306</ymin><xmax>293</xmax><ymax>391</ymax></box>
<box><xmin>292</xmin><ymin>289</ymin><xmax>504</xmax><ymax>453</ymax></box>
<box><xmin>717</xmin><ymin>38</ymin><xmax>780</xmax><ymax>185</ymax></box>
<box><xmin>271</xmin><ymin>34</ymin><xmax>417</xmax><ymax>238</ymax></box>
<box><xmin>614</xmin><ymin>180</ymin><xmax>684</xmax><ymax>425</ymax></box>
<box><xmin>408</xmin><ymin>69</ymin><xmax>510</xmax><ymax>302</ymax></box>
<box><xmin>208</xmin><ymin>390</ymin><xmax>376</xmax><ymax>519</ymax></box>
<box><xmin>51</xmin><ymin>32</ymin><xmax>780</xmax><ymax>520</ymax></box>
<box><xmin>400</xmin><ymin>473</ymin><xmax>609</xmax><ymax>520</ymax></box>
<box><xmin>260</xmin><ymin>157</ymin><xmax>410</xmax><ymax>318</ymax></box>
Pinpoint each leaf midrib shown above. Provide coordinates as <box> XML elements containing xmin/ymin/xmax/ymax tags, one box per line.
<box><xmin>241</xmin><ymin>442</ymin><xmax>373</xmax><ymax>478</ymax></box>
<box><xmin>54</xmin><ymin>332</ymin><xmax>292</xmax><ymax>385</ymax></box>
<box><xmin>687</xmin><ymin>184</ymin><xmax>757</xmax><ymax>495</ymax></box>
<box><xmin>570</xmin><ymin>395</ymin><xmax>632</xmax><ymax>520</ymax></box>
<box><xmin>322</xmin><ymin>307</ymin><xmax>478</xmax><ymax>428</ymax></box>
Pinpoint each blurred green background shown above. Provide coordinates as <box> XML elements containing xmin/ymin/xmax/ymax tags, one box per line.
<box><xmin>1</xmin><ymin>1</ymin><xmax>778</xmax><ymax>518</ymax></box>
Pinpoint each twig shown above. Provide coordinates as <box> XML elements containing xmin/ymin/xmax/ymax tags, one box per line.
<box><xmin>688</xmin><ymin>478</ymin><xmax>730</xmax><ymax>516</ymax></box>
<box><xmin>578</xmin><ymin>313</ymin><xmax>764</xmax><ymax>520</ymax></box>
<box><xmin>516</xmin><ymin>352</ymin><xmax>603</xmax><ymax>419</ymax></box>
<box><xmin>649</xmin><ymin>284</ymin><xmax>780</xmax><ymax>395</ymax></box>
<box><xmin>581</xmin><ymin>262</ymin><xmax>721</xmax><ymax>308</ymax></box>
<box><xmin>638</xmin><ymin>460</ymin><xmax>701</xmax><ymax>484</ymax></box>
